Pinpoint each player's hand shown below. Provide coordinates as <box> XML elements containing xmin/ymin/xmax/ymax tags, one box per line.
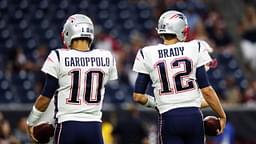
<box><xmin>27</xmin><ymin>125</ymin><xmax>39</xmax><ymax>144</ymax></box>
<box><xmin>217</xmin><ymin>117</ymin><xmax>226</xmax><ymax>135</ymax></box>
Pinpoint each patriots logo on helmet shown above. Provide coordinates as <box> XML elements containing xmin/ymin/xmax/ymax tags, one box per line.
<box><xmin>169</xmin><ymin>14</ymin><xmax>184</xmax><ymax>20</ymax></box>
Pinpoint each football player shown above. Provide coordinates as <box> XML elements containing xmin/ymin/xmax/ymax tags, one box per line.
<box><xmin>27</xmin><ymin>14</ymin><xmax>118</xmax><ymax>144</ymax></box>
<box><xmin>132</xmin><ymin>10</ymin><xmax>226</xmax><ymax>144</ymax></box>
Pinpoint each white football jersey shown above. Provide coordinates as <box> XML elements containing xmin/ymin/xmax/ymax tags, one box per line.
<box><xmin>42</xmin><ymin>48</ymin><xmax>118</xmax><ymax>123</ymax></box>
<box><xmin>133</xmin><ymin>40</ymin><xmax>212</xmax><ymax>114</ymax></box>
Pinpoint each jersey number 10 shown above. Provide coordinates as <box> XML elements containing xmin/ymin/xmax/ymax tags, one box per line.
<box><xmin>67</xmin><ymin>69</ymin><xmax>104</xmax><ymax>104</ymax></box>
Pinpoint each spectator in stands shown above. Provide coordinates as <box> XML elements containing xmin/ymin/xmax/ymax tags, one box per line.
<box><xmin>14</xmin><ymin>117</ymin><xmax>30</xmax><ymax>144</ymax></box>
<box><xmin>112</xmin><ymin>105</ymin><xmax>148</xmax><ymax>144</ymax></box>
<box><xmin>239</xmin><ymin>4</ymin><xmax>256</xmax><ymax>42</ymax></box>
<box><xmin>204</xmin><ymin>9</ymin><xmax>249</xmax><ymax>103</ymax></box>
<box><xmin>250</xmin><ymin>78</ymin><xmax>256</xmax><ymax>97</ymax></box>
<box><xmin>243</xmin><ymin>82</ymin><xmax>256</xmax><ymax>104</ymax></box>
<box><xmin>95</xmin><ymin>27</ymin><xmax>130</xmax><ymax>87</ymax></box>
<box><xmin>7</xmin><ymin>48</ymin><xmax>28</xmax><ymax>74</ymax></box>
<box><xmin>0</xmin><ymin>113</ymin><xmax>4</xmax><ymax>122</ymax></box>
<box><xmin>225</xmin><ymin>76</ymin><xmax>242</xmax><ymax>104</ymax></box>
<box><xmin>127</xmin><ymin>31</ymin><xmax>147</xmax><ymax>85</ymax></box>
<box><xmin>102</xmin><ymin>116</ymin><xmax>114</xmax><ymax>144</ymax></box>
<box><xmin>190</xmin><ymin>18</ymin><xmax>212</xmax><ymax>43</ymax></box>
<box><xmin>239</xmin><ymin>4</ymin><xmax>256</xmax><ymax>72</ymax></box>
<box><xmin>205</xmin><ymin>10</ymin><xmax>234</xmax><ymax>54</ymax></box>
<box><xmin>31</xmin><ymin>45</ymin><xmax>49</xmax><ymax>96</ymax></box>
<box><xmin>0</xmin><ymin>119</ymin><xmax>20</xmax><ymax>144</ymax></box>
<box><xmin>144</xmin><ymin>29</ymin><xmax>161</xmax><ymax>46</ymax></box>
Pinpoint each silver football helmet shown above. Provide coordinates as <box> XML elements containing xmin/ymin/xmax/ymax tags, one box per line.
<box><xmin>62</xmin><ymin>14</ymin><xmax>94</xmax><ymax>48</ymax></box>
<box><xmin>157</xmin><ymin>10</ymin><xmax>189</xmax><ymax>41</ymax></box>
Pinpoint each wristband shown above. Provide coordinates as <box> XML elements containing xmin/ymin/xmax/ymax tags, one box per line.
<box><xmin>27</xmin><ymin>106</ymin><xmax>43</xmax><ymax>126</ymax></box>
<box><xmin>144</xmin><ymin>95</ymin><xmax>156</xmax><ymax>108</ymax></box>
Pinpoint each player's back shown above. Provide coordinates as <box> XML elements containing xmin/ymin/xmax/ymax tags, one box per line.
<box><xmin>42</xmin><ymin>48</ymin><xmax>117</xmax><ymax>123</ymax></box>
<box><xmin>135</xmin><ymin>40</ymin><xmax>211</xmax><ymax>113</ymax></box>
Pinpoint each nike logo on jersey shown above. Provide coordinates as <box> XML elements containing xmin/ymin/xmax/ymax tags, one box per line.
<box><xmin>158</xmin><ymin>47</ymin><xmax>184</xmax><ymax>58</ymax></box>
<box><xmin>65</xmin><ymin>57</ymin><xmax>110</xmax><ymax>67</ymax></box>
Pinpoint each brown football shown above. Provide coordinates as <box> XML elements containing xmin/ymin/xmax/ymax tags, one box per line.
<box><xmin>203</xmin><ymin>116</ymin><xmax>220</xmax><ymax>136</ymax></box>
<box><xmin>33</xmin><ymin>123</ymin><xmax>54</xmax><ymax>143</ymax></box>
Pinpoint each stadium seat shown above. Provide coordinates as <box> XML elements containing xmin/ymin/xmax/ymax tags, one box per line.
<box><xmin>0</xmin><ymin>74</ymin><xmax>14</xmax><ymax>103</ymax></box>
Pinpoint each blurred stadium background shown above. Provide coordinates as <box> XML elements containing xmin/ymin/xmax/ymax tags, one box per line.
<box><xmin>0</xmin><ymin>0</ymin><xmax>256</xmax><ymax>143</ymax></box>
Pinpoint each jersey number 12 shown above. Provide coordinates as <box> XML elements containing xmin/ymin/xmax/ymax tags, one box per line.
<box><xmin>156</xmin><ymin>58</ymin><xmax>195</xmax><ymax>95</ymax></box>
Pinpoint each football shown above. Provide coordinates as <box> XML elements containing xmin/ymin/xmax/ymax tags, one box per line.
<box><xmin>33</xmin><ymin>123</ymin><xmax>54</xmax><ymax>143</ymax></box>
<box><xmin>203</xmin><ymin>116</ymin><xmax>220</xmax><ymax>136</ymax></box>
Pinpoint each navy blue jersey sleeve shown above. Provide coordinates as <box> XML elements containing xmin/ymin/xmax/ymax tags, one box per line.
<box><xmin>146</xmin><ymin>80</ymin><xmax>154</xmax><ymax>96</ymax></box>
<box><xmin>196</xmin><ymin>66</ymin><xmax>210</xmax><ymax>89</ymax></box>
<box><xmin>41</xmin><ymin>74</ymin><xmax>59</xmax><ymax>98</ymax></box>
<box><xmin>134</xmin><ymin>73</ymin><xmax>151</xmax><ymax>94</ymax></box>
